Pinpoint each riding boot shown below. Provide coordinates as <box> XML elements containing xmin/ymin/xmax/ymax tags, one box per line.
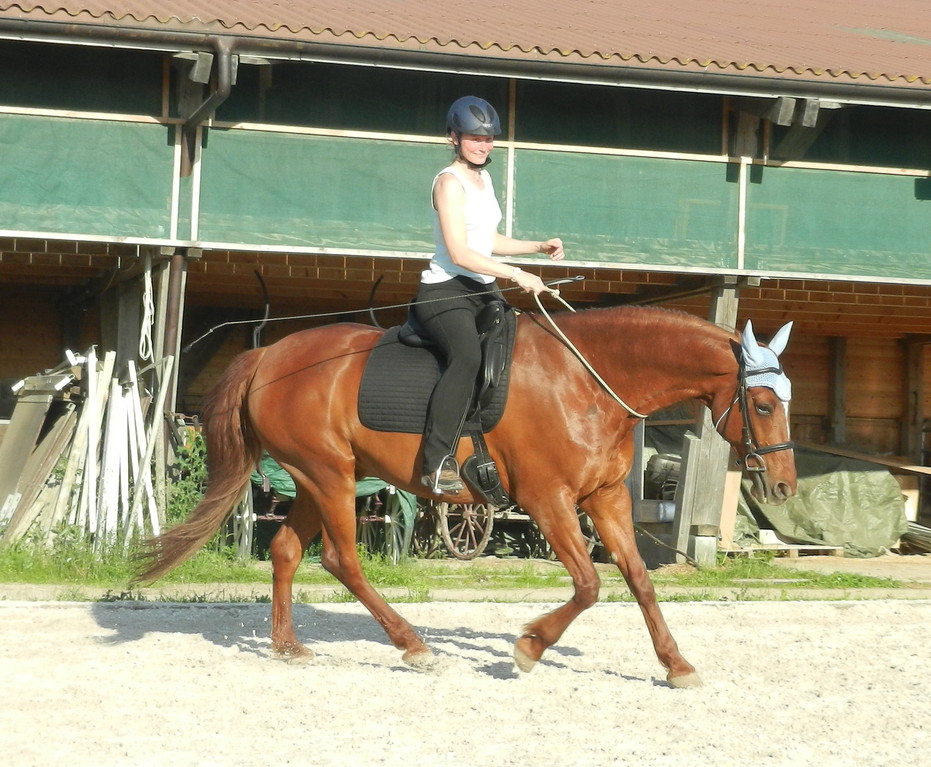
<box><xmin>422</xmin><ymin>454</ymin><xmax>464</xmax><ymax>495</ymax></box>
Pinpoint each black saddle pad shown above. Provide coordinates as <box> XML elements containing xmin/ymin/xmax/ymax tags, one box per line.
<box><xmin>358</xmin><ymin>318</ymin><xmax>515</xmax><ymax>434</ymax></box>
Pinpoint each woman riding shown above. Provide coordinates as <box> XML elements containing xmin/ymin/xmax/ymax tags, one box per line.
<box><xmin>415</xmin><ymin>95</ymin><xmax>565</xmax><ymax>494</ymax></box>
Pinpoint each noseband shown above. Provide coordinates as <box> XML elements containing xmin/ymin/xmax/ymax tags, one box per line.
<box><xmin>715</xmin><ymin>362</ymin><xmax>795</xmax><ymax>473</ymax></box>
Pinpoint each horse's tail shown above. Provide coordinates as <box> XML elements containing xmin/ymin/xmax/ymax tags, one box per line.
<box><xmin>134</xmin><ymin>347</ymin><xmax>265</xmax><ymax>585</ymax></box>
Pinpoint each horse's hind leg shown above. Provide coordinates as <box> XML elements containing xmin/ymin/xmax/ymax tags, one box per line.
<box><xmin>299</xmin><ymin>471</ymin><xmax>434</xmax><ymax>668</ymax></box>
<box><xmin>581</xmin><ymin>485</ymin><xmax>702</xmax><ymax>688</ymax></box>
<box><xmin>270</xmin><ymin>492</ymin><xmax>322</xmax><ymax>661</ymax></box>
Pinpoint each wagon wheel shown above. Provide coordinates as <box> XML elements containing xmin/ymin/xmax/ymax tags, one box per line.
<box><xmin>355</xmin><ymin>491</ymin><xmax>414</xmax><ymax>564</ymax></box>
<box><xmin>519</xmin><ymin>509</ymin><xmax>601</xmax><ymax>560</ymax></box>
<box><xmin>437</xmin><ymin>502</ymin><xmax>494</xmax><ymax>560</ymax></box>
<box><xmin>577</xmin><ymin>510</ymin><xmax>601</xmax><ymax>557</ymax></box>
<box><xmin>382</xmin><ymin>495</ymin><xmax>415</xmax><ymax>565</ymax></box>
<box><xmin>356</xmin><ymin>512</ymin><xmax>383</xmax><ymax>556</ymax></box>
<box><xmin>517</xmin><ymin>523</ymin><xmax>557</xmax><ymax>560</ymax></box>
<box><xmin>411</xmin><ymin>502</ymin><xmax>444</xmax><ymax>559</ymax></box>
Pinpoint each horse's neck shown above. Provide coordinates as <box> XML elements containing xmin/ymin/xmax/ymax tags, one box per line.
<box><xmin>551</xmin><ymin>308</ymin><xmax>736</xmax><ymax>416</ymax></box>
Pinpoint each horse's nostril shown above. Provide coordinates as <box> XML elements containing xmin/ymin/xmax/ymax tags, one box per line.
<box><xmin>772</xmin><ymin>481</ymin><xmax>793</xmax><ymax>502</ymax></box>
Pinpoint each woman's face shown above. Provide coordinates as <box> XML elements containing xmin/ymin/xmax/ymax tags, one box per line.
<box><xmin>456</xmin><ymin>133</ymin><xmax>494</xmax><ymax>165</ymax></box>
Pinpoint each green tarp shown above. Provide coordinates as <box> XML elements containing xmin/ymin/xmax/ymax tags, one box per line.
<box><xmin>250</xmin><ymin>453</ymin><xmax>418</xmax><ymax>531</ymax></box>
<box><xmin>736</xmin><ymin>447</ymin><xmax>908</xmax><ymax>557</ymax></box>
<box><xmin>644</xmin><ymin>424</ymin><xmax>909</xmax><ymax>558</ymax></box>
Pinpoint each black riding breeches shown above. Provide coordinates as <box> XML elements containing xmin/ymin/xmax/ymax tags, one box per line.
<box><xmin>413</xmin><ymin>275</ymin><xmax>503</xmax><ymax>473</ymax></box>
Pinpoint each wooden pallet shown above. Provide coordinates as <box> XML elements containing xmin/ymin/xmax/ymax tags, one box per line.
<box><xmin>721</xmin><ymin>543</ymin><xmax>845</xmax><ymax>558</ymax></box>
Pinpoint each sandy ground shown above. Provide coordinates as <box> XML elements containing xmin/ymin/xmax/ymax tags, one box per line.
<box><xmin>2</xmin><ymin>595</ymin><xmax>929</xmax><ymax>767</ymax></box>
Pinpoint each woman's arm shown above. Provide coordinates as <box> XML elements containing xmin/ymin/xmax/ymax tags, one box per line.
<box><xmin>493</xmin><ymin>233</ymin><xmax>564</xmax><ymax>260</ymax></box>
<box><xmin>434</xmin><ymin>174</ymin><xmax>564</xmax><ymax>293</ymax></box>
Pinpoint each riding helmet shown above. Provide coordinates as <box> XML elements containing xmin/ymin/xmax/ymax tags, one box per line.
<box><xmin>446</xmin><ymin>96</ymin><xmax>501</xmax><ymax>136</ymax></box>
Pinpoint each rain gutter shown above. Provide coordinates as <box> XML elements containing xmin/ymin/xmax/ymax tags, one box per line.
<box><xmin>0</xmin><ymin>17</ymin><xmax>929</xmax><ymax>110</ymax></box>
<box><xmin>180</xmin><ymin>35</ymin><xmax>235</xmax><ymax>176</ymax></box>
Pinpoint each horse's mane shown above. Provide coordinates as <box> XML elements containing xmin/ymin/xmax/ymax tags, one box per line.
<box><xmin>536</xmin><ymin>303</ymin><xmax>730</xmax><ymax>341</ymax></box>
<box><xmin>526</xmin><ymin>303</ymin><xmax>737</xmax><ymax>377</ymax></box>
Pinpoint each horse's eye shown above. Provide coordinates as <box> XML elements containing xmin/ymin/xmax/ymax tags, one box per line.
<box><xmin>755</xmin><ymin>403</ymin><xmax>773</xmax><ymax>416</ymax></box>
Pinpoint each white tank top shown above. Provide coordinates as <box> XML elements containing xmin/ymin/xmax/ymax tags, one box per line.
<box><xmin>421</xmin><ymin>165</ymin><xmax>502</xmax><ymax>285</ymax></box>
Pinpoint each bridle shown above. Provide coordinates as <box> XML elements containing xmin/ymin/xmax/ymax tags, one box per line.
<box><xmin>715</xmin><ymin>360</ymin><xmax>795</xmax><ymax>473</ymax></box>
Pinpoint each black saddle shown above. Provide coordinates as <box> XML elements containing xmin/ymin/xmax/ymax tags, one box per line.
<box><xmin>397</xmin><ymin>299</ymin><xmax>511</xmax><ymax>413</ymax></box>
<box><xmin>357</xmin><ymin>302</ymin><xmax>516</xmax><ymax>435</ymax></box>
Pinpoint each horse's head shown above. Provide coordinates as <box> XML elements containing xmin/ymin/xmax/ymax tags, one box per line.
<box><xmin>714</xmin><ymin>320</ymin><xmax>797</xmax><ymax>505</ymax></box>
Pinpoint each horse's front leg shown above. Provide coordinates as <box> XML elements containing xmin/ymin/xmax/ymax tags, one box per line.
<box><xmin>269</xmin><ymin>493</ymin><xmax>321</xmax><ymax>661</ymax></box>
<box><xmin>581</xmin><ymin>484</ymin><xmax>702</xmax><ymax>688</ymax></box>
<box><xmin>513</xmin><ymin>493</ymin><xmax>601</xmax><ymax>672</ymax></box>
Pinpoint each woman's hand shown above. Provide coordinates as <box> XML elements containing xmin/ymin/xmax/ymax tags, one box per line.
<box><xmin>539</xmin><ymin>238</ymin><xmax>565</xmax><ymax>261</ymax></box>
<box><xmin>512</xmin><ymin>268</ymin><xmax>551</xmax><ymax>296</ymax></box>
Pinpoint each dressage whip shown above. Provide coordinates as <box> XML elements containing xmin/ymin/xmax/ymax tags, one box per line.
<box><xmin>181</xmin><ymin>274</ymin><xmax>586</xmax><ymax>354</ymax></box>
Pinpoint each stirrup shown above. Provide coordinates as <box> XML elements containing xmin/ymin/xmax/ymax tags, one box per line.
<box><xmin>422</xmin><ymin>456</ymin><xmax>464</xmax><ymax>495</ymax></box>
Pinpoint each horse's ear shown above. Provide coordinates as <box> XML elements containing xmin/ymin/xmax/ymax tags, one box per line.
<box><xmin>740</xmin><ymin>320</ymin><xmax>766</xmax><ymax>368</ymax></box>
<box><xmin>768</xmin><ymin>321</ymin><xmax>793</xmax><ymax>357</ymax></box>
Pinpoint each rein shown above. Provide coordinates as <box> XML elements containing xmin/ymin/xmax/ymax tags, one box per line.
<box><xmin>714</xmin><ymin>362</ymin><xmax>795</xmax><ymax>473</ymax></box>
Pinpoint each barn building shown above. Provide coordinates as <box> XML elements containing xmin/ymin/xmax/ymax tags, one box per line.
<box><xmin>1</xmin><ymin>2</ymin><xmax>930</xmax><ymax>552</ymax></box>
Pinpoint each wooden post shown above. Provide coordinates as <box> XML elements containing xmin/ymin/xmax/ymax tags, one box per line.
<box><xmin>677</xmin><ymin>278</ymin><xmax>741</xmax><ymax>565</ymax></box>
<box><xmin>902</xmin><ymin>338</ymin><xmax>926</xmax><ymax>463</ymax></box>
<box><xmin>828</xmin><ymin>337</ymin><xmax>847</xmax><ymax>445</ymax></box>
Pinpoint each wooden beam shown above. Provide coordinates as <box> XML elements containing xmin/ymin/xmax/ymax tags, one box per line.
<box><xmin>797</xmin><ymin>440</ymin><xmax>931</xmax><ymax>476</ymax></box>
<box><xmin>0</xmin><ymin>391</ymin><xmax>54</xmax><ymax>523</ymax></box>
<box><xmin>828</xmin><ymin>337</ymin><xmax>847</xmax><ymax>444</ymax></box>
<box><xmin>902</xmin><ymin>341</ymin><xmax>924</xmax><ymax>462</ymax></box>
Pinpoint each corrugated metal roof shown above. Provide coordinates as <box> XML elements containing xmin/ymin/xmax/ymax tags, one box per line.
<box><xmin>0</xmin><ymin>1</ymin><xmax>930</xmax><ymax>89</ymax></box>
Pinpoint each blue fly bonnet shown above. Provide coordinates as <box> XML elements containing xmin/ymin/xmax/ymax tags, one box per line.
<box><xmin>740</xmin><ymin>320</ymin><xmax>792</xmax><ymax>402</ymax></box>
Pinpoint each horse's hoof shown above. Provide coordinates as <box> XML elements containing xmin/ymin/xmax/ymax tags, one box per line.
<box><xmin>272</xmin><ymin>642</ymin><xmax>315</xmax><ymax>664</ymax></box>
<box><xmin>513</xmin><ymin>645</ymin><xmax>537</xmax><ymax>673</ymax></box>
<box><xmin>402</xmin><ymin>647</ymin><xmax>435</xmax><ymax>669</ymax></box>
<box><xmin>667</xmin><ymin>670</ymin><xmax>703</xmax><ymax>689</ymax></box>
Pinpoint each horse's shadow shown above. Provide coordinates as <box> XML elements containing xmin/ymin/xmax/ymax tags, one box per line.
<box><xmin>88</xmin><ymin>601</ymin><xmax>634</xmax><ymax>680</ymax></box>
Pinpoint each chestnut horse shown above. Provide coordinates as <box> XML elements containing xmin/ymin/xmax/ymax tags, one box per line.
<box><xmin>137</xmin><ymin>305</ymin><xmax>796</xmax><ymax>687</ymax></box>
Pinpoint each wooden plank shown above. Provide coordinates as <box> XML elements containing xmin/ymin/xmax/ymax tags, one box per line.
<box><xmin>127</xmin><ymin>355</ymin><xmax>175</xmax><ymax>529</ymax></box>
<box><xmin>124</xmin><ymin>361</ymin><xmax>160</xmax><ymax>541</ymax></box>
<box><xmin>52</xmin><ymin>397</ymin><xmax>91</xmax><ymax>530</ymax></box>
<box><xmin>797</xmin><ymin>440</ymin><xmax>931</xmax><ymax>476</ymax></box>
<box><xmin>96</xmin><ymin>378</ymin><xmax>124</xmax><ymax>545</ymax></box>
<box><xmin>0</xmin><ymin>390</ymin><xmax>54</xmax><ymax>522</ymax></box>
<box><xmin>722</xmin><ymin>544</ymin><xmax>845</xmax><ymax>558</ymax></box>
<box><xmin>717</xmin><ymin>469</ymin><xmax>744</xmax><ymax>550</ymax></box>
<box><xmin>79</xmin><ymin>349</ymin><xmax>116</xmax><ymax>536</ymax></box>
<box><xmin>671</xmin><ymin>433</ymin><xmax>702</xmax><ymax>564</ymax></box>
<box><xmin>0</xmin><ymin>404</ymin><xmax>76</xmax><ymax>544</ymax></box>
